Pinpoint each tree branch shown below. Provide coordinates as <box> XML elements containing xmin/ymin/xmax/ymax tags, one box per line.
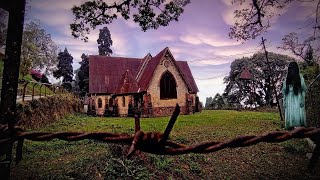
<box><xmin>70</xmin><ymin>0</ymin><xmax>190</xmax><ymax>41</ymax></box>
<box><xmin>252</xmin><ymin>0</ymin><xmax>263</xmax><ymax>27</ymax></box>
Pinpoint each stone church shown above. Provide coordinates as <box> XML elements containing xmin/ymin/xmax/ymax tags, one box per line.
<box><xmin>88</xmin><ymin>47</ymin><xmax>199</xmax><ymax>117</ymax></box>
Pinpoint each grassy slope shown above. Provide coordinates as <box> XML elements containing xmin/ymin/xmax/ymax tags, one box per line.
<box><xmin>18</xmin><ymin>74</ymin><xmax>53</xmax><ymax>96</ymax></box>
<box><xmin>11</xmin><ymin>110</ymin><xmax>318</xmax><ymax>179</ymax></box>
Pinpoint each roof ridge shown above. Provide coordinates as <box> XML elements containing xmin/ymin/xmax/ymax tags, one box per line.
<box><xmin>154</xmin><ymin>47</ymin><xmax>168</xmax><ymax>58</ymax></box>
<box><xmin>136</xmin><ymin>53</ymin><xmax>153</xmax><ymax>81</ymax></box>
<box><xmin>89</xmin><ymin>55</ymin><xmax>143</xmax><ymax>60</ymax></box>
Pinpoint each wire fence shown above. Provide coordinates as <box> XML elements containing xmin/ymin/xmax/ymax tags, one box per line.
<box><xmin>17</xmin><ymin>80</ymin><xmax>67</xmax><ymax>102</ymax></box>
<box><xmin>0</xmin><ymin>105</ymin><xmax>319</xmax><ymax>171</ymax></box>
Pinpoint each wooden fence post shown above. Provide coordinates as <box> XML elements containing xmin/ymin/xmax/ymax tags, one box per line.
<box><xmin>134</xmin><ymin>113</ymin><xmax>140</xmax><ymax>133</ymax></box>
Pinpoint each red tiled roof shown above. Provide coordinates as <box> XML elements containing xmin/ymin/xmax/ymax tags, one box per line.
<box><xmin>239</xmin><ymin>68</ymin><xmax>252</xmax><ymax>80</ymax></box>
<box><xmin>89</xmin><ymin>56</ymin><xmax>142</xmax><ymax>93</ymax></box>
<box><xmin>176</xmin><ymin>61</ymin><xmax>199</xmax><ymax>93</ymax></box>
<box><xmin>114</xmin><ymin>70</ymin><xmax>141</xmax><ymax>95</ymax></box>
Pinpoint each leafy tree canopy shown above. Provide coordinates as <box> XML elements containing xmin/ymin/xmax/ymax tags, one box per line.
<box><xmin>211</xmin><ymin>93</ymin><xmax>225</xmax><ymax>109</ymax></box>
<box><xmin>205</xmin><ymin>97</ymin><xmax>213</xmax><ymax>108</ymax></box>
<box><xmin>77</xmin><ymin>53</ymin><xmax>89</xmax><ymax>96</ymax></box>
<box><xmin>97</xmin><ymin>27</ymin><xmax>112</xmax><ymax>56</ymax></box>
<box><xmin>20</xmin><ymin>20</ymin><xmax>58</xmax><ymax>77</ymax></box>
<box><xmin>70</xmin><ymin>0</ymin><xmax>190</xmax><ymax>41</ymax></box>
<box><xmin>224</xmin><ymin>52</ymin><xmax>296</xmax><ymax>107</ymax></box>
<box><xmin>53</xmin><ymin>48</ymin><xmax>74</xmax><ymax>83</ymax></box>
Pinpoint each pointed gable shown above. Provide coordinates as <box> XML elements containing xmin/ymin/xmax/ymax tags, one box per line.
<box><xmin>138</xmin><ymin>47</ymin><xmax>199</xmax><ymax>93</ymax></box>
<box><xmin>138</xmin><ymin>47</ymin><xmax>168</xmax><ymax>91</ymax></box>
<box><xmin>114</xmin><ymin>70</ymin><xmax>141</xmax><ymax>95</ymax></box>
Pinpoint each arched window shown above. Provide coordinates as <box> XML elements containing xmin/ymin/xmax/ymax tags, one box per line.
<box><xmin>105</xmin><ymin>97</ymin><xmax>109</xmax><ymax>109</ymax></box>
<box><xmin>122</xmin><ymin>96</ymin><xmax>125</xmax><ymax>107</ymax></box>
<box><xmin>109</xmin><ymin>98</ymin><xmax>113</xmax><ymax>107</ymax></box>
<box><xmin>98</xmin><ymin>98</ymin><xmax>102</xmax><ymax>108</ymax></box>
<box><xmin>160</xmin><ymin>71</ymin><xmax>177</xmax><ymax>99</ymax></box>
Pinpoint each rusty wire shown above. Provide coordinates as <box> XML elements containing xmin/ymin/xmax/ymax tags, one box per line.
<box><xmin>1</xmin><ymin>79</ymin><xmax>319</xmax><ymax>178</ymax></box>
<box><xmin>0</xmin><ymin>104</ymin><xmax>319</xmax><ymax>166</ymax></box>
<box><xmin>1</xmin><ymin>124</ymin><xmax>319</xmax><ymax>155</ymax></box>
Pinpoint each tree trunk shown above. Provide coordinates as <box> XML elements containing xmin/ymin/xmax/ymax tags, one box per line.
<box><xmin>0</xmin><ymin>1</ymin><xmax>26</xmax><ymax>179</ymax></box>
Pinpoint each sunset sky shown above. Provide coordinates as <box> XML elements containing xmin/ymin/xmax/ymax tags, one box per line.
<box><xmin>25</xmin><ymin>0</ymin><xmax>316</xmax><ymax>103</ymax></box>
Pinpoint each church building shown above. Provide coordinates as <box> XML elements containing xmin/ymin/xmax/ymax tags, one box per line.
<box><xmin>88</xmin><ymin>47</ymin><xmax>199</xmax><ymax>117</ymax></box>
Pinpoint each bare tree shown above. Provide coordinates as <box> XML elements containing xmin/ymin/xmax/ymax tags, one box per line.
<box><xmin>229</xmin><ymin>0</ymin><xmax>294</xmax><ymax>41</ymax></box>
<box><xmin>230</xmin><ymin>0</ymin><xmax>320</xmax><ymax>62</ymax></box>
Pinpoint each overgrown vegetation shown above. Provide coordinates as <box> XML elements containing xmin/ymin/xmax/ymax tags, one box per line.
<box><xmin>11</xmin><ymin>110</ymin><xmax>318</xmax><ymax>179</ymax></box>
<box><xmin>16</xmin><ymin>94</ymin><xmax>82</xmax><ymax>129</ymax></box>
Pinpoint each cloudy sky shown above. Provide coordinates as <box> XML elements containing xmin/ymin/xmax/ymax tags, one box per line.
<box><xmin>25</xmin><ymin>0</ymin><xmax>316</xmax><ymax>103</ymax></box>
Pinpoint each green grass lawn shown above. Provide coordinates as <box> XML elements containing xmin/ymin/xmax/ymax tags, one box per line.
<box><xmin>11</xmin><ymin>110</ymin><xmax>318</xmax><ymax>179</ymax></box>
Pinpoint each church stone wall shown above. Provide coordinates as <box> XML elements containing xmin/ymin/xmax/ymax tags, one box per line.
<box><xmin>116</xmin><ymin>95</ymin><xmax>131</xmax><ymax>117</ymax></box>
<box><xmin>94</xmin><ymin>95</ymin><xmax>107</xmax><ymax>116</ymax></box>
<box><xmin>147</xmin><ymin>55</ymin><xmax>191</xmax><ymax>116</ymax></box>
<box><xmin>91</xmin><ymin>95</ymin><xmax>132</xmax><ymax>117</ymax></box>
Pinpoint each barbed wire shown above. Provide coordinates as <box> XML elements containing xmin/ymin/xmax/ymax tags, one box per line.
<box><xmin>1</xmin><ymin>105</ymin><xmax>319</xmax><ymax>163</ymax></box>
<box><xmin>1</xmin><ymin>124</ymin><xmax>319</xmax><ymax>154</ymax></box>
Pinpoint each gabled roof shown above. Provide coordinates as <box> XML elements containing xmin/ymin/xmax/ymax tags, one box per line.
<box><xmin>89</xmin><ymin>47</ymin><xmax>199</xmax><ymax>94</ymax></box>
<box><xmin>138</xmin><ymin>47</ymin><xmax>168</xmax><ymax>91</ymax></box>
<box><xmin>176</xmin><ymin>61</ymin><xmax>199</xmax><ymax>93</ymax></box>
<box><xmin>114</xmin><ymin>70</ymin><xmax>141</xmax><ymax>95</ymax></box>
<box><xmin>89</xmin><ymin>55</ymin><xmax>142</xmax><ymax>94</ymax></box>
